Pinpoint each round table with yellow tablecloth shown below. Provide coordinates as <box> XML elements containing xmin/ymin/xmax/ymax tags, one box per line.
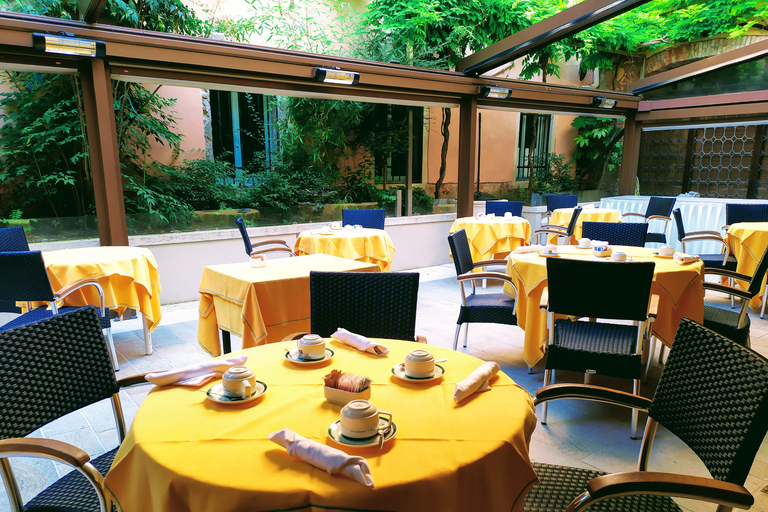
<box><xmin>104</xmin><ymin>339</ymin><xmax>538</xmax><ymax>512</ymax></box>
<box><xmin>504</xmin><ymin>246</ymin><xmax>704</xmax><ymax>368</ymax></box>
<box><xmin>726</xmin><ymin>222</ymin><xmax>768</xmax><ymax>311</ymax></box>
<box><xmin>295</xmin><ymin>227</ymin><xmax>396</xmax><ymax>272</ymax></box>
<box><xmin>547</xmin><ymin>207</ymin><xmax>621</xmax><ymax>244</ymax></box>
<box><xmin>449</xmin><ymin>216</ymin><xmax>531</xmax><ymax>261</ymax></box>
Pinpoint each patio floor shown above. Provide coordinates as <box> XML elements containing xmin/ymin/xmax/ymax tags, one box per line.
<box><xmin>3</xmin><ymin>263</ymin><xmax>768</xmax><ymax>511</ymax></box>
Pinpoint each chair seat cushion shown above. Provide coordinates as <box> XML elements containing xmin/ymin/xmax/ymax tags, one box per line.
<box><xmin>703</xmin><ymin>305</ymin><xmax>750</xmax><ymax>347</ymax></box>
<box><xmin>458</xmin><ymin>293</ymin><xmax>517</xmax><ymax>326</ymax></box>
<box><xmin>700</xmin><ymin>253</ymin><xmax>737</xmax><ymax>271</ymax></box>
<box><xmin>25</xmin><ymin>447</ymin><xmax>118</xmax><ymax>512</ymax></box>
<box><xmin>545</xmin><ymin>320</ymin><xmax>641</xmax><ymax>378</ymax></box>
<box><xmin>1</xmin><ymin>307</ymin><xmax>110</xmax><ymax>333</ymax></box>
<box><xmin>523</xmin><ymin>462</ymin><xmax>682</xmax><ymax>512</ymax></box>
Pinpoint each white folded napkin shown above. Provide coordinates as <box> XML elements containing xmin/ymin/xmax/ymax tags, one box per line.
<box><xmin>454</xmin><ymin>361</ymin><xmax>500</xmax><ymax>403</ymax></box>
<box><xmin>269</xmin><ymin>428</ymin><xmax>374</xmax><ymax>487</ymax></box>
<box><xmin>145</xmin><ymin>355</ymin><xmax>248</xmax><ymax>387</ymax></box>
<box><xmin>673</xmin><ymin>253</ymin><xmax>701</xmax><ymax>265</ymax></box>
<box><xmin>513</xmin><ymin>244</ymin><xmax>542</xmax><ymax>254</ymax></box>
<box><xmin>332</xmin><ymin>328</ymin><xmax>389</xmax><ymax>356</ymax></box>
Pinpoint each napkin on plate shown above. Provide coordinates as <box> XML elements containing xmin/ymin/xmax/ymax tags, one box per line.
<box><xmin>673</xmin><ymin>253</ymin><xmax>701</xmax><ymax>265</ymax></box>
<box><xmin>454</xmin><ymin>361</ymin><xmax>500</xmax><ymax>403</ymax></box>
<box><xmin>332</xmin><ymin>328</ymin><xmax>389</xmax><ymax>356</ymax></box>
<box><xmin>513</xmin><ymin>244</ymin><xmax>543</xmax><ymax>255</ymax></box>
<box><xmin>145</xmin><ymin>355</ymin><xmax>248</xmax><ymax>387</ymax></box>
<box><xmin>269</xmin><ymin>428</ymin><xmax>374</xmax><ymax>487</ymax></box>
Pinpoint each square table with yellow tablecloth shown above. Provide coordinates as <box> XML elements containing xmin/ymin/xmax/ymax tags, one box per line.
<box><xmin>449</xmin><ymin>216</ymin><xmax>531</xmax><ymax>261</ymax></box>
<box><xmin>505</xmin><ymin>246</ymin><xmax>704</xmax><ymax>368</ymax></box>
<box><xmin>726</xmin><ymin>222</ymin><xmax>768</xmax><ymax>310</ymax></box>
<box><xmin>547</xmin><ymin>207</ymin><xmax>621</xmax><ymax>244</ymax></box>
<box><xmin>198</xmin><ymin>254</ymin><xmax>380</xmax><ymax>356</ymax></box>
<box><xmin>294</xmin><ymin>228</ymin><xmax>396</xmax><ymax>272</ymax></box>
<box><xmin>104</xmin><ymin>339</ymin><xmax>538</xmax><ymax>512</ymax></box>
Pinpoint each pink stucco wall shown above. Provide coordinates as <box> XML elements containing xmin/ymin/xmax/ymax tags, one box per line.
<box><xmin>146</xmin><ymin>84</ymin><xmax>206</xmax><ymax>165</ymax></box>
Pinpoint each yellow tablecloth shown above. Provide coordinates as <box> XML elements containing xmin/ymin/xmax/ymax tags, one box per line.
<box><xmin>105</xmin><ymin>340</ymin><xmax>537</xmax><ymax>512</ymax></box>
<box><xmin>547</xmin><ymin>208</ymin><xmax>621</xmax><ymax>244</ymax></box>
<box><xmin>198</xmin><ymin>254</ymin><xmax>380</xmax><ymax>356</ymax></box>
<box><xmin>294</xmin><ymin>228</ymin><xmax>396</xmax><ymax>272</ymax></box>
<box><xmin>41</xmin><ymin>246</ymin><xmax>162</xmax><ymax>331</ymax></box>
<box><xmin>504</xmin><ymin>246</ymin><xmax>704</xmax><ymax>368</ymax></box>
<box><xmin>726</xmin><ymin>222</ymin><xmax>768</xmax><ymax>310</ymax></box>
<box><xmin>449</xmin><ymin>217</ymin><xmax>531</xmax><ymax>261</ymax></box>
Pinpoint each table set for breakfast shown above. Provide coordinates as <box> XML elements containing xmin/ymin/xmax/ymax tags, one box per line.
<box><xmin>449</xmin><ymin>215</ymin><xmax>531</xmax><ymax>261</ymax></box>
<box><xmin>104</xmin><ymin>338</ymin><xmax>538</xmax><ymax>512</ymax></box>
<box><xmin>294</xmin><ymin>226</ymin><xmax>396</xmax><ymax>272</ymax></box>
<box><xmin>504</xmin><ymin>243</ymin><xmax>705</xmax><ymax>368</ymax></box>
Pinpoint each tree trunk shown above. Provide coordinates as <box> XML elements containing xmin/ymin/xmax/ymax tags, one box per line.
<box><xmin>434</xmin><ymin>107</ymin><xmax>451</xmax><ymax>199</ymax></box>
<box><xmin>525</xmin><ymin>114</ymin><xmax>539</xmax><ymax>203</ymax></box>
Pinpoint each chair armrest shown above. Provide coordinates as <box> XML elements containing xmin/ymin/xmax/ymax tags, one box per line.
<box><xmin>646</xmin><ymin>215</ymin><xmax>671</xmax><ymax>222</ymax></box>
<box><xmin>117</xmin><ymin>373</ymin><xmax>149</xmax><ymax>388</ymax></box>
<box><xmin>703</xmin><ymin>268</ymin><xmax>750</xmax><ymax>281</ymax></box>
<box><xmin>473</xmin><ymin>259</ymin><xmax>508</xmax><ymax>268</ymax></box>
<box><xmin>282</xmin><ymin>332</ymin><xmax>309</xmax><ymax>341</ymax></box>
<box><xmin>685</xmin><ymin>229</ymin><xmax>724</xmax><ymax>237</ymax></box>
<box><xmin>577</xmin><ymin>472</ymin><xmax>753</xmax><ymax>510</ymax></box>
<box><xmin>0</xmin><ymin>438</ymin><xmax>90</xmax><ymax>468</ymax></box>
<box><xmin>532</xmin><ymin>229</ymin><xmax>571</xmax><ymax>238</ymax></box>
<box><xmin>54</xmin><ymin>279</ymin><xmax>104</xmax><ymax>303</ymax></box>
<box><xmin>680</xmin><ymin>234</ymin><xmax>727</xmax><ymax>245</ymax></box>
<box><xmin>539</xmin><ymin>224</ymin><xmax>567</xmax><ymax>231</ymax></box>
<box><xmin>415</xmin><ymin>335</ymin><xmax>427</xmax><ymax>344</ymax></box>
<box><xmin>457</xmin><ymin>271</ymin><xmax>514</xmax><ymax>286</ymax></box>
<box><xmin>540</xmin><ymin>287</ymin><xmax>549</xmax><ymax>312</ymax></box>
<box><xmin>251</xmin><ymin>247</ymin><xmax>296</xmax><ymax>257</ymax></box>
<box><xmin>647</xmin><ymin>294</ymin><xmax>659</xmax><ymax>321</ymax></box>
<box><xmin>252</xmin><ymin>239</ymin><xmax>290</xmax><ymax>247</ymax></box>
<box><xmin>534</xmin><ymin>383</ymin><xmax>652</xmax><ymax>411</ymax></box>
<box><xmin>621</xmin><ymin>212</ymin><xmax>646</xmax><ymax>219</ymax></box>
<box><xmin>702</xmin><ymin>282</ymin><xmax>754</xmax><ymax>300</ymax></box>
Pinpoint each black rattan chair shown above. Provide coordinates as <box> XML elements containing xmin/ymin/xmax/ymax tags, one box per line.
<box><xmin>544</xmin><ymin>194</ymin><xmax>578</xmax><ymax>214</ymax></box>
<box><xmin>672</xmin><ymin>208</ymin><xmax>736</xmax><ymax>271</ymax></box>
<box><xmin>447</xmin><ymin>229</ymin><xmax>518</xmax><ymax>351</ymax></box>
<box><xmin>701</xmin><ymin>243</ymin><xmax>768</xmax><ymax>348</ymax></box>
<box><xmin>621</xmin><ymin>197</ymin><xmax>676</xmax><ymax>245</ymax></box>
<box><xmin>725</xmin><ymin>202</ymin><xmax>768</xmax><ymax>229</ymax></box>
<box><xmin>581</xmin><ymin>221</ymin><xmax>648</xmax><ymax>247</ymax></box>
<box><xmin>540</xmin><ymin>257</ymin><xmax>657</xmax><ymax>438</ymax></box>
<box><xmin>0</xmin><ymin>306</ymin><xmax>151</xmax><ymax>512</ymax></box>
<box><xmin>531</xmin><ymin>206</ymin><xmax>582</xmax><ymax>245</ymax></box>
<box><xmin>485</xmin><ymin>200</ymin><xmax>523</xmax><ymax>217</ymax></box>
<box><xmin>308</xmin><ymin>271</ymin><xmax>421</xmax><ymax>341</ymax></box>
<box><xmin>524</xmin><ymin>317</ymin><xmax>768</xmax><ymax>512</ymax></box>
<box><xmin>341</xmin><ymin>209</ymin><xmax>385</xmax><ymax>230</ymax></box>
<box><xmin>0</xmin><ymin>251</ymin><xmax>118</xmax><ymax>371</ymax></box>
<box><xmin>235</xmin><ymin>217</ymin><xmax>295</xmax><ymax>257</ymax></box>
<box><xmin>0</xmin><ymin>225</ymin><xmax>30</xmax><ymax>252</ymax></box>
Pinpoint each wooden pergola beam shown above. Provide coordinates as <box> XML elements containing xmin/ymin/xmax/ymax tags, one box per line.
<box><xmin>78</xmin><ymin>0</ymin><xmax>107</xmax><ymax>24</ymax></box>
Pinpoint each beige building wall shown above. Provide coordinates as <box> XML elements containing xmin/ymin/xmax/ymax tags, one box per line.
<box><xmin>146</xmin><ymin>85</ymin><xmax>207</xmax><ymax>165</ymax></box>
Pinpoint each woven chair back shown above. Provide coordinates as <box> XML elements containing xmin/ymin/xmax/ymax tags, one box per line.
<box><xmin>447</xmin><ymin>229</ymin><xmax>475</xmax><ymax>277</ymax></box>
<box><xmin>672</xmin><ymin>208</ymin><xmax>686</xmax><ymax>241</ymax></box>
<box><xmin>546</xmin><ymin>258</ymin><xmax>655</xmax><ymax>321</ymax></box>
<box><xmin>726</xmin><ymin>203</ymin><xmax>768</xmax><ymax>226</ymax></box>
<box><xmin>0</xmin><ymin>307</ymin><xmax>118</xmax><ymax>439</ymax></box>
<box><xmin>747</xmin><ymin>244</ymin><xmax>768</xmax><ymax>297</ymax></box>
<box><xmin>582</xmin><ymin>221</ymin><xmax>648</xmax><ymax>247</ymax></box>
<box><xmin>235</xmin><ymin>216</ymin><xmax>252</xmax><ymax>256</ymax></box>
<box><xmin>544</xmin><ymin>194</ymin><xmax>578</xmax><ymax>212</ymax></box>
<box><xmin>0</xmin><ymin>251</ymin><xmax>55</xmax><ymax>303</ymax></box>
<box><xmin>565</xmin><ymin>206</ymin><xmax>583</xmax><ymax>236</ymax></box>
<box><xmin>645</xmin><ymin>197</ymin><xmax>676</xmax><ymax>219</ymax></box>
<box><xmin>341</xmin><ymin>209</ymin><xmax>385</xmax><ymax>230</ymax></box>
<box><xmin>650</xmin><ymin>318</ymin><xmax>768</xmax><ymax>484</ymax></box>
<box><xmin>485</xmin><ymin>201</ymin><xmax>523</xmax><ymax>217</ymax></box>
<box><xmin>0</xmin><ymin>226</ymin><xmax>30</xmax><ymax>252</ymax></box>
<box><xmin>310</xmin><ymin>271</ymin><xmax>419</xmax><ymax>340</ymax></box>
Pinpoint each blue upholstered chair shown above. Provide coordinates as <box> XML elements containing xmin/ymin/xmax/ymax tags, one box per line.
<box><xmin>725</xmin><ymin>203</ymin><xmax>768</xmax><ymax>228</ymax></box>
<box><xmin>0</xmin><ymin>225</ymin><xmax>30</xmax><ymax>252</ymax></box>
<box><xmin>582</xmin><ymin>221</ymin><xmax>648</xmax><ymax>247</ymax></box>
<box><xmin>543</xmin><ymin>194</ymin><xmax>578</xmax><ymax>214</ymax></box>
<box><xmin>341</xmin><ymin>209</ymin><xmax>386</xmax><ymax>230</ymax></box>
<box><xmin>235</xmin><ymin>217</ymin><xmax>295</xmax><ymax>257</ymax></box>
<box><xmin>485</xmin><ymin>201</ymin><xmax>523</xmax><ymax>217</ymax></box>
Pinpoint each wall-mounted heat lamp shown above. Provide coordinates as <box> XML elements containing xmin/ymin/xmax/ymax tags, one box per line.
<box><xmin>33</xmin><ymin>32</ymin><xmax>106</xmax><ymax>58</ymax></box>
<box><xmin>479</xmin><ymin>84</ymin><xmax>512</xmax><ymax>99</ymax></box>
<box><xmin>592</xmin><ymin>96</ymin><xmax>617</xmax><ymax>109</ymax></box>
<box><xmin>314</xmin><ymin>66</ymin><xmax>360</xmax><ymax>85</ymax></box>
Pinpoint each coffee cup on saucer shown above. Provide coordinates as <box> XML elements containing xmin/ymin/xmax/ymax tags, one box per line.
<box><xmin>222</xmin><ymin>366</ymin><xmax>257</xmax><ymax>399</ymax></box>
<box><xmin>340</xmin><ymin>400</ymin><xmax>392</xmax><ymax>439</ymax></box>
<box><xmin>504</xmin><ymin>211</ymin><xmax>513</xmax><ymax>219</ymax></box>
<box><xmin>659</xmin><ymin>244</ymin><xmax>675</xmax><ymax>257</ymax></box>
<box><xmin>331</xmin><ymin>221</ymin><xmax>342</xmax><ymax>230</ymax></box>
<box><xmin>611</xmin><ymin>251</ymin><xmax>627</xmax><ymax>262</ymax></box>
<box><xmin>297</xmin><ymin>334</ymin><xmax>325</xmax><ymax>360</ymax></box>
<box><xmin>578</xmin><ymin>238</ymin><xmax>591</xmax><ymax>248</ymax></box>
<box><xmin>542</xmin><ymin>244</ymin><xmax>558</xmax><ymax>255</ymax></box>
<box><xmin>404</xmin><ymin>349</ymin><xmax>435</xmax><ymax>378</ymax></box>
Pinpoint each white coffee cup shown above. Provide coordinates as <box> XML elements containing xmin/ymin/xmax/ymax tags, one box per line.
<box><xmin>504</xmin><ymin>211</ymin><xmax>513</xmax><ymax>219</ymax></box>
<box><xmin>404</xmin><ymin>349</ymin><xmax>436</xmax><ymax>378</ymax></box>
<box><xmin>578</xmin><ymin>238</ymin><xmax>591</xmax><ymax>248</ymax></box>
<box><xmin>297</xmin><ymin>334</ymin><xmax>326</xmax><ymax>360</ymax></box>
<box><xmin>611</xmin><ymin>251</ymin><xmax>627</xmax><ymax>262</ymax></box>
<box><xmin>544</xmin><ymin>244</ymin><xmax>558</xmax><ymax>254</ymax></box>
<box><xmin>222</xmin><ymin>366</ymin><xmax>257</xmax><ymax>399</ymax></box>
<box><xmin>659</xmin><ymin>244</ymin><xmax>675</xmax><ymax>257</ymax></box>
<box><xmin>331</xmin><ymin>221</ymin><xmax>341</xmax><ymax>229</ymax></box>
<box><xmin>340</xmin><ymin>400</ymin><xmax>392</xmax><ymax>439</ymax></box>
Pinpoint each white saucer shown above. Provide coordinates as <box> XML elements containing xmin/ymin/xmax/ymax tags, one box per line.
<box><xmin>537</xmin><ymin>251</ymin><xmax>559</xmax><ymax>257</ymax></box>
<box><xmin>391</xmin><ymin>363</ymin><xmax>445</xmax><ymax>382</ymax></box>
<box><xmin>653</xmin><ymin>253</ymin><xmax>674</xmax><ymax>259</ymax></box>
<box><xmin>206</xmin><ymin>381</ymin><xmax>267</xmax><ymax>404</ymax></box>
<box><xmin>285</xmin><ymin>348</ymin><xmax>334</xmax><ymax>364</ymax></box>
<box><xmin>574</xmin><ymin>245</ymin><xmax>593</xmax><ymax>249</ymax></box>
<box><xmin>328</xmin><ymin>418</ymin><xmax>397</xmax><ymax>447</ymax></box>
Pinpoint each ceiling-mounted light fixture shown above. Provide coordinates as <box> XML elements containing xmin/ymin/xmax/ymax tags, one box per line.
<box><xmin>592</xmin><ymin>96</ymin><xmax>617</xmax><ymax>109</ymax></box>
<box><xmin>33</xmin><ymin>32</ymin><xmax>106</xmax><ymax>58</ymax></box>
<box><xmin>479</xmin><ymin>84</ymin><xmax>512</xmax><ymax>99</ymax></box>
<box><xmin>314</xmin><ymin>66</ymin><xmax>360</xmax><ymax>85</ymax></box>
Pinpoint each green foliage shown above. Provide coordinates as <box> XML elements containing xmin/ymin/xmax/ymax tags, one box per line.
<box><xmin>531</xmin><ymin>153</ymin><xmax>580</xmax><ymax>194</ymax></box>
<box><xmin>376</xmin><ymin>186</ymin><xmax>434</xmax><ymax>215</ymax></box>
<box><xmin>571</xmin><ymin>116</ymin><xmax>623</xmax><ymax>189</ymax></box>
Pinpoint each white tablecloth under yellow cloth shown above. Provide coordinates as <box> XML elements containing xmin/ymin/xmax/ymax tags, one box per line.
<box><xmin>547</xmin><ymin>207</ymin><xmax>621</xmax><ymax>244</ymax></box>
<box><xmin>504</xmin><ymin>246</ymin><xmax>704</xmax><ymax>368</ymax></box>
<box><xmin>449</xmin><ymin>217</ymin><xmax>531</xmax><ymax>261</ymax></box>
<box><xmin>726</xmin><ymin>222</ymin><xmax>768</xmax><ymax>310</ymax></box>
<box><xmin>198</xmin><ymin>254</ymin><xmax>380</xmax><ymax>356</ymax></box>
<box><xmin>41</xmin><ymin>246</ymin><xmax>162</xmax><ymax>331</ymax></box>
<box><xmin>294</xmin><ymin>228</ymin><xmax>396</xmax><ymax>272</ymax></box>
<box><xmin>104</xmin><ymin>340</ymin><xmax>537</xmax><ymax>512</ymax></box>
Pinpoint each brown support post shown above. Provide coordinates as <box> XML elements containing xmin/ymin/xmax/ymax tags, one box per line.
<box><xmin>680</xmin><ymin>128</ymin><xmax>697</xmax><ymax>194</ymax></box>
<box><xmin>80</xmin><ymin>58</ymin><xmax>128</xmax><ymax>246</ymax></box>
<box><xmin>618</xmin><ymin>112</ymin><xmax>641</xmax><ymax>195</ymax></box>
<box><xmin>457</xmin><ymin>97</ymin><xmax>478</xmax><ymax>218</ymax></box>
<box><xmin>746</xmin><ymin>124</ymin><xmax>765</xmax><ymax>199</ymax></box>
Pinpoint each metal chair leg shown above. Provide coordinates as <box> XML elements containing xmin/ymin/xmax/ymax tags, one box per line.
<box><xmin>105</xmin><ymin>327</ymin><xmax>119</xmax><ymax>372</ymax></box>
<box><xmin>452</xmin><ymin>324</ymin><xmax>462</xmax><ymax>350</ymax></box>
<box><xmin>462</xmin><ymin>324</ymin><xmax>469</xmax><ymax>348</ymax></box>
<box><xmin>631</xmin><ymin>379</ymin><xmax>641</xmax><ymax>439</ymax></box>
<box><xmin>761</xmin><ymin>276</ymin><xmax>767</xmax><ymax>319</ymax></box>
<box><xmin>541</xmin><ymin>369</ymin><xmax>552</xmax><ymax>424</ymax></box>
<box><xmin>643</xmin><ymin>335</ymin><xmax>656</xmax><ymax>382</ymax></box>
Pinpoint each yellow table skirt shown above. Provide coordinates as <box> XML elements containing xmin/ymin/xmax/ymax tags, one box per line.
<box><xmin>450</xmin><ymin>217</ymin><xmax>531</xmax><ymax>261</ymax></box>
<box><xmin>105</xmin><ymin>340</ymin><xmax>538</xmax><ymax>512</ymax></box>
<box><xmin>295</xmin><ymin>228</ymin><xmax>396</xmax><ymax>272</ymax></box>
<box><xmin>727</xmin><ymin>222</ymin><xmax>768</xmax><ymax>311</ymax></box>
